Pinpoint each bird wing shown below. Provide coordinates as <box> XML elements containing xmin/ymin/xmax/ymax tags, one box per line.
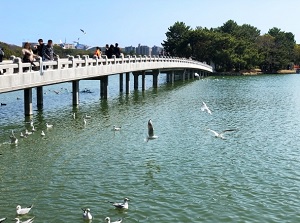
<box><xmin>113</xmin><ymin>202</ymin><xmax>125</xmax><ymax>208</ymax></box>
<box><xmin>220</xmin><ymin>129</ymin><xmax>236</xmax><ymax>134</ymax></box>
<box><xmin>208</xmin><ymin>129</ymin><xmax>219</xmax><ymax>136</ymax></box>
<box><xmin>148</xmin><ymin>120</ymin><xmax>154</xmax><ymax>137</ymax></box>
<box><xmin>0</xmin><ymin>218</ymin><xmax>6</xmax><ymax>223</ymax></box>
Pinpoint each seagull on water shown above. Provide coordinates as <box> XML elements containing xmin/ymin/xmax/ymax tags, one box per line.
<box><xmin>20</xmin><ymin>132</ymin><xmax>27</xmax><ymax>138</ymax></box>
<box><xmin>85</xmin><ymin>114</ymin><xmax>91</xmax><ymax>119</ymax></box>
<box><xmin>31</xmin><ymin>126</ymin><xmax>36</xmax><ymax>132</ymax></box>
<box><xmin>46</xmin><ymin>123</ymin><xmax>53</xmax><ymax>128</ymax></box>
<box><xmin>41</xmin><ymin>131</ymin><xmax>45</xmax><ymax>136</ymax></box>
<box><xmin>13</xmin><ymin>217</ymin><xmax>34</xmax><ymax>223</ymax></box>
<box><xmin>25</xmin><ymin>129</ymin><xmax>32</xmax><ymax>136</ymax></box>
<box><xmin>105</xmin><ymin>217</ymin><xmax>122</xmax><ymax>223</ymax></box>
<box><xmin>10</xmin><ymin>130</ymin><xmax>18</xmax><ymax>144</ymax></box>
<box><xmin>112</xmin><ymin>125</ymin><xmax>121</xmax><ymax>131</ymax></box>
<box><xmin>16</xmin><ymin>204</ymin><xmax>33</xmax><ymax>215</ymax></box>
<box><xmin>201</xmin><ymin>101</ymin><xmax>212</xmax><ymax>114</ymax></box>
<box><xmin>0</xmin><ymin>218</ymin><xmax>6</xmax><ymax>223</ymax></box>
<box><xmin>112</xmin><ymin>198</ymin><xmax>130</xmax><ymax>209</ymax></box>
<box><xmin>82</xmin><ymin>208</ymin><xmax>93</xmax><ymax>220</ymax></box>
<box><xmin>208</xmin><ymin>128</ymin><xmax>237</xmax><ymax>140</ymax></box>
<box><xmin>147</xmin><ymin>119</ymin><xmax>158</xmax><ymax>142</ymax></box>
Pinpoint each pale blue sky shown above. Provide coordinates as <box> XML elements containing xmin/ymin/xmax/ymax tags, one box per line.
<box><xmin>1</xmin><ymin>0</ymin><xmax>300</xmax><ymax>48</ymax></box>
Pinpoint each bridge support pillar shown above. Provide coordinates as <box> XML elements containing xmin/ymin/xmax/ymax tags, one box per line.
<box><xmin>126</xmin><ymin>72</ymin><xmax>130</xmax><ymax>94</ymax></box>
<box><xmin>187</xmin><ymin>69</ymin><xmax>190</xmax><ymax>81</ymax></box>
<box><xmin>37</xmin><ymin>86</ymin><xmax>43</xmax><ymax>109</ymax></box>
<box><xmin>182</xmin><ymin>70</ymin><xmax>186</xmax><ymax>81</ymax></box>
<box><xmin>72</xmin><ymin>80</ymin><xmax>79</xmax><ymax>105</ymax></box>
<box><xmin>100</xmin><ymin>76</ymin><xmax>108</xmax><ymax>99</ymax></box>
<box><xmin>133</xmin><ymin>72</ymin><xmax>139</xmax><ymax>90</ymax></box>
<box><xmin>142</xmin><ymin>71</ymin><xmax>146</xmax><ymax>91</ymax></box>
<box><xmin>119</xmin><ymin>73</ymin><xmax>123</xmax><ymax>92</ymax></box>
<box><xmin>171</xmin><ymin>70</ymin><xmax>175</xmax><ymax>84</ymax></box>
<box><xmin>24</xmin><ymin>88</ymin><xmax>33</xmax><ymax>116</ymax></box>
<box><xmin>153</xmin><ymin>70</ymin><xmax>159</xmax><ymax>88</ymax></box>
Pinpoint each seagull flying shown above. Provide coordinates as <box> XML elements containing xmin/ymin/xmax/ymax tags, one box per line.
<box><xmin>201</xmin><ymin>101</ymin><xmax>212</xmax><ymax>114</ymax></box>
<box><xmin>10</xmin><ymin>130</ymin><xmax>18</xmax><ymax>144</ymax></box>
<box><xmin>25</xmin><ymin>129</ymin><xmax>32</xmax><ymax>136</ymax></box>
<box><xmin>16</xmin><ymin>205</ymin><xmax>33</xmax><ymax>215</ymax></box>
<box><xmin>80</xmin><ymin>29</ymin><xmax>86</xmax><ymax>34</ymax></box>
<box><xmin>13</xmin><ymin>217</ymin><xmax>34</xmax><ymax>223</ymax></box>
<box><xmin>0</xmin><ymin>218</ymin><xmax>6</xmax><ymax>223</ymax></box>
<box><xmin>105</xmin><ymin>217</ymin><xmax>122</xmax><ymax>223</ymax></box>
<box><xmin>147</xmin><ymin>119</ymin><xmax>158</xmax><ymax>141</ymax></box>
<box><xmin>82</xmin><ymin>208</ymin><xmax>93</xmax><ymax>220</ymax></box>
<box><xmin>112</xmin><ymin>198</ymin><xmax>130</xmax><ymax>209</ymax></box>
<box><xmin>208</xmin><ymin>128</ymin><xmax>236</xmax><ymax>139</ymax></box>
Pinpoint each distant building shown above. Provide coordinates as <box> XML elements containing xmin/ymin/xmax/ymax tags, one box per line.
<box><xmin>151</xmin><ymin>45</ymin><xmax>163</xmax><ymax>56</ymax></box>
<box><xmin>136</xmin><ymin>44</ymin><xmax>151</xmax><ymax>56</ymax></box>
<box><xmin>124</xmin><ymin>46</ymin><xmax>136</xmax><ymax>55</ymax></box>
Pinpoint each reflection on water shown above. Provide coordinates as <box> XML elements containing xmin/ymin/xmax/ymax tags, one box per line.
<box><xmin>1</xmin><ymin>74</ymin><xmax>300</xmax><ymax>222</ymax></box>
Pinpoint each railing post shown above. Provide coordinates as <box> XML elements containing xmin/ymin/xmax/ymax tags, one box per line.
<box><xmin>14</xmin><ymin>57</ymin><xmax>23</xmax><ymax>74</ymax></box>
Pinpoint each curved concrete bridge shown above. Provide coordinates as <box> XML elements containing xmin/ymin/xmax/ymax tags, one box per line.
<box><xmin>0</xmin><ymin>55</ymin><xmax>213</xmax><ymax>115</ymax></box>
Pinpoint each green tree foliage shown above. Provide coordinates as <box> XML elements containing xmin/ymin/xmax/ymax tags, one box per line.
<box><xmin>162</xmin><ymin>20</ymin><xmax>297</xmax><ymax>73</ymax></box>
<box><xmin>162</xmin><ymin>21</ymin><xmax>192</xmax><ymax>57</ymax></box>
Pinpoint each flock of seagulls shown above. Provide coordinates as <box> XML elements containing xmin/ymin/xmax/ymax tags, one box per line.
<box><xmin>200</xmin><ymin>99</ymin><xmax>237</xmax><ymax>139</ymax></box>
<box><xmin>81</xmin><ymin>198</ymin><xmax>129</xmax><ymax>221</ymax></box>
<box><xmin>0</xmin><ymin>205</ymin><xmax>34</xmax><ymax>223</ymax></box>
<box><xmin>1</xmin><ymin>199</ymin><xmax>129</xmax><ymax>222</ymax></box>
<box><xmin>9</xmin><ymin>120</ymin><xmax>53</xmax><ymax>144</ymax></box>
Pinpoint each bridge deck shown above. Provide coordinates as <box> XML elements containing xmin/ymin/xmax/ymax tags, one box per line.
<box><xmin>0</xmin><ymin>55</ymin><xmax>212</xmax><ymax>94</ymax></box>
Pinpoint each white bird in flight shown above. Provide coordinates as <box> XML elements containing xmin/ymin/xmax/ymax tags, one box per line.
<box><xmin>0</xmin><ymin>217</ymin><xmax>6</xmax><ymax>223</ymax></box>
<box><xmin>16</xmin><ymin>204</ymin><xmax>33</xmax><ymax>215</ymax></box>
<box><xmin>201</xmin><ymin>101</ymin><xmax>212</xmax><ymax>114</ymax></box>
<box><xmin>105</xmin><ymin>217</ymin><xmax>122</xmax><ymax>223</ymax></box>
<box><xmin>82</xmin><ymin>208</ymin><xmax>92</xmax><ymax>220</ymax></box>
<box><xmin>147</xmin><ymin>119</ymin><xmax>158</xmax><ymax>142</ymax></box>
<box><xmin>10</xmin><ymin>130</ymin><xmax>18</xmax><ymax>144</ymax></box>
<box><xmin>112</xmin><ymin>198</ymin><xmax>130</xmax><ymax>209</ymax></box>
<box><xmin>208</xmin><ymin>128</ymin><xmax>236</xmax><ymax>139</ymax></box>
<box><xmin>13</xmin><ymin>217</ymin><xmax>34</xmax><ymax>223</ymax></box>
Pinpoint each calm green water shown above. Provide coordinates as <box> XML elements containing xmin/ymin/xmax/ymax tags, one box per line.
<box><xmin>1</xmin><ymin>74</ymin><xmax>300</xmax><ymax>222</ymax></box>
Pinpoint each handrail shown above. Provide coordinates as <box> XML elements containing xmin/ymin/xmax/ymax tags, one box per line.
<box><xmin>0</xmin><ymin>55</ymin><xmax>212</xmax><ymax>75</ymax></box>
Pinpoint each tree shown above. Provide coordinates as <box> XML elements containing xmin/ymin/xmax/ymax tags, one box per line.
<box><xmin>162</xmin><ymin>22</ymin><xmax>192</xmax><ymax>57</ymax></box>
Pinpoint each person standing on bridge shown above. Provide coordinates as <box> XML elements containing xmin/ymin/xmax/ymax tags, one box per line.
<box><xmin>0</xmin><ymin>48</ymin><xmax>4</xmax><ymax>62</ymax></box>
<box><xmin>114</xmin><ymin>43</ymin><xmax>121</xmax><ymax>58</ymax></box>
<box><xmin>43</xmin><ymin>39</ymin><xmax>57</xmax><ymax>61</ymax></box>
<box><xmin>33</xmin><ymin>39</ymin><xmax>45</xmax><ymax>58</ymax></box>
<box><xmin>94</xmin><ymin>47</ymin><xmax>101</xmax><ymax>58</ymax></box>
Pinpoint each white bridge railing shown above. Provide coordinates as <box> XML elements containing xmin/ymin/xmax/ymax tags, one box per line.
<box><xmin>0</xmin><ymin>55</ymin><xmax>213</xmax><ymax>93</ymax></box>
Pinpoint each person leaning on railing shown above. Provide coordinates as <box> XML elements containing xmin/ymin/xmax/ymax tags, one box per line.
<box><xmin>22</xmin><ymin>42</ymin><xmax>40</xmax><ymax>70</ymax></box>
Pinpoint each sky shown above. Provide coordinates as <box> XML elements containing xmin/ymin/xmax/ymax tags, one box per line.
<box><xmin>1</xmin><ymin>0</ymin><xmax>300</xmax><ymax>48</ymax></box>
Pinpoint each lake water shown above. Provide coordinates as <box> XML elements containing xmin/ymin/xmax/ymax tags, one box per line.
<box><xmin>1</xmin><ymin>73</ymin><xmax>300</xmax><ymax>222</ymax></box>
